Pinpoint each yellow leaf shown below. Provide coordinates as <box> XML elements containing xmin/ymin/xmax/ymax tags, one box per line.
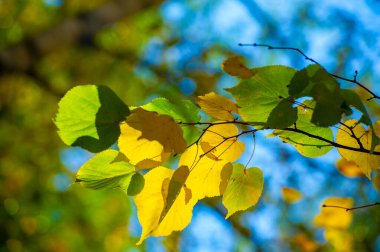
<box><xmin>178</xmin><ymin>124</ymin><xmax>245</xmax><ymax>201</ymax></box>
<box><xmin>336</xmin><ymin>120</ymin><xmax>380</xmax><ymax>178</ymax></box>
<box><xmin>314</xmin><ymin>197</ymin><xmax>353</xmax><ymax>229</ymax></box>
<box><xmin>336</xmin><ymin>158</ymin><xmax>363</xmax><ymax>178</ymax></box>
<box><xmin>196</xmin><ymin>92</ymin><xmax>239</xmax><ymax>121</ymax></box>
<box><xmin>134</xmin><ymin>166</ymin><xmax>195</xmax><ymax>245</ymax></box>
<box><xmin>291</xmin><ymin>233</ymin><xmax>319</xmax><ymax>252</ymax></box>
<box><xmin>159</xmin><ymin>166</ymin><xmax>190</xmax><ymax>223</ymax></box>
<box><xmin>179</xmin><ymin>145</ymin><xmax>234</xmax><ymax>200</ymax></box>
<box><xmin>222</xmin><ymin>56</ymin><xmax>256</xmax><ymax>79</ymax></box>
<box><xmin>373</xmin><ymin>172</ymin><xmax>380</xmax><ymax>192</ymax></box>
<box><xmin>374</xmin><ymin>120</ymin><xmax>380</xmax><ymax>137</ymax></box>
<box><xmin>222</xmin><ymin>164</ymin><xmax>264</xmax><ymax>218</ymax></box>
<box><xmin>200</xmin><ymin>123</ymin><xmax>245</xmax><ymax>162</ymax></box>
<box><xmin>118</xmin><ymin>108</ymin><xmax>186</xmax><ymax>169</ymax></box>
<box><xmin>324</xmin><ymin>229</ymin><xmax>353</xmax><ymax>252</ymax></box>
<box><xmin>281</xmin><ymin>187</ymin><xmax>303</xmax><ymax>204</ymax></box>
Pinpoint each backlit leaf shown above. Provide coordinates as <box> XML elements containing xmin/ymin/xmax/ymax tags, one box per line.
<box><xmin>336</xmin><ymin>158</ymin><xmax>363</xmax><ymax>178</ymax></box>
<box><xmin>118</xmin><ymin>108</ymin><xmax>186</xmax><ymax>169</ymax></box>
<box><xmin>76</xmin><ymin>150</ymin><xmax>144</xmax><ymax>195</ymax></box>
<box><xmin>141</xmin><ymin>98</ymin><xmax>201</xmax><ymax>144</ymax></box>
<box><xmin>336</xmin><ymin>120</ymin><xmax>380</xmax><ymax>178</ymax></box>
<box><xmin>340</xmin><ymin>89</ymin><xmax>371</xmax><ymax>125</ymax></box>
<box><xmin>226</xmin><ymin>65</ymin><xmax>297</xmax><ymax>124</ymax></box>
<box><xmin>314</xmin><ymin>197</ymin><xmax>353</xmax><ymax>229</ymax></box>
<box><xmin>196</xmin><ymin>92</ymin><xmax>239</xmax><ymax>121</ymax></box>
<box><xmin>222</xmin><ymin>56</ymin><xmax>256</xmax><ymax>79</ymax></box>
<box><xmin>134</xmin><ymin>167</ymin><xmax>195</xmax><ymax>245</ymax></box>
<box><xmin>222</xmin><ymin>164</ymin><xmax>263</xmax><ymax>218</ymax></box>
<box><xmin>281</xmin><ymin>187</ymin><xmax>303</xmax><ymax>204</ymax></box>
<box><xmin>55</xmin><ymin>85</ymin><xmax>130</xmax><ymax>152</ymax></box>
<box><xmin>273</xmin><ymin>100</ymin><xmax>333</xmax><ymax>157</ymax></box>
<box><xmin>178</xmin><ymin>124</ymin><xmax>244</xmax><ymax>200</ymax></box>
<box><xmin>289</xmin><ymin>64</ymin><xmax>346</xmax><ymax>126</ymax></box>
<box><xmin>159</xmin><ymin>165</ymin><xmax>190</xmax><ymax>223</ymax></box>
<box><xmin>199</xmin><ymin>123</ymin><xmax>245</xmax><ymax>161</ymax></box>
<box><xmin>179</xmin><ymin>145</ymin><xmax>235</xmax><ymax>200</ymax></box>
<box><xmin>267</xmin><ymin>99</ymin><xmax>297</xmax><ymax>129</ymax></box>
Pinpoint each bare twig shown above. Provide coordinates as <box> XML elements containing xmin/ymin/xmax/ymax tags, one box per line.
<box><xmin>323</xmin><ymin>202</ymin><xmax>380</xmax><ymax>211</ymax></box>
<box><xmin>238</xmin><ymin>43</ymin><xmax>380</xmax><ymax>101</ymax></box>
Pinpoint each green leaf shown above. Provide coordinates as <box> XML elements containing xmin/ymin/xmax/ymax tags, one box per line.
<box><xmin>127</xmin><ymin>173</ymin><xmax>145</xmax><ymax>196</ymax></box>
<box><xmin>76</xmin><ymin>149</ymin><xmax>144</xmax><ymax>195</ymax></box>
<box><xmin>140</xmin><ymin>98</ymin><xmax>201</xmax><ymax>144</ymax></box>
<box><xmin>289</xmin><ymin>64</ymin><xmax>347</xmax><ymax>127</ymax></box>
<box><xmin>226</xmin><ymin>65</ymin><xmax>297</xmax><ymax>124</ymax></box>
<box><xmin>340</xmin><ymin>89</ymin><xmax>371</xmax><ymax>125</ymax></box>
<box><xmin>310</xmin><ymin>84</ymin><xmax>343</xmax><ymax>126</ymax></box>
<box><xmin>267</xmin><ymin>99</ymin><xmax>298</xmax><ymax>129</ymax></box>
<box><xmin>222</xmin><ymin>164</ymin><xmax>263</xmax><ymax>218</ymax></box>
<box><xmin>272</xmin><ymin>100</ymin><xmax>333</xmax><ymax>157</ymax></box>
<box><xmin>55</xmin><ymin>85</ymin><xmax>130</xmax><ymax>152</ymax></box>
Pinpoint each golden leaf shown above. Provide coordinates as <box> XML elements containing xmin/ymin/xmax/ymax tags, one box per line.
<box><xmin>134</xmin><ymin>166</ymin><xmax>195</xmax><ymax>245</ymax></box>
<box><xmin>196</xmin><ymin>92</ymin><xmax>238</xmax><ymax>121</ymax></box>
<box><xmin>314</xmin><ymin>197</ymin><xmax>353</xmax><ymax>229</ymax></box>
<box><xmin>324</xmin><ymin>230</ymin><xmax>353</xmax><ymax>252</ymax></box>
<box><xmin>373</xmin><ymin>172</ymin><xmax>380</xmax><ymax>192</ymax></box>
<box><xmin>336</xmin><ymin>120</ymin><xmax>380</xmax><ymax>178</ymax></box>
<box><xmin>336</xmin><ymin>158</ymin><xmax>363</xmax><ymax>178</ymax></box>
<box><xmin>179</xmin><ymin>145</ymin><xmax>234</xmax><ymax>200</ymax></box>
<box><xmin>222</xmin><ymin>56</ymin><xmax>255</xmax><ymax>79</ymax></box>
<box><xmin>200</xmin><ymin>123</ymin><xmax>245</xmax><ymax>162</ymax></box>
<box><xmin>178</xmin><ymin>123</ymin><xmax>245</xmax><ymax>201</ymax></box>
<box><xmin>281</xmin><ymin>187</ymin><xmax>303</xmax><ymax>204</ymax></box>
<box><xmin>118</xmin><ymin>108</ymin><xmax>186</xmax><ymax>169</ymax></box>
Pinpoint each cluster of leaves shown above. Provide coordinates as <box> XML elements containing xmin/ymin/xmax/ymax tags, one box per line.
<box><xmin>55</xmin><ymin>56</ymin><xmax>380</xmax><ymax>244</ymax></box>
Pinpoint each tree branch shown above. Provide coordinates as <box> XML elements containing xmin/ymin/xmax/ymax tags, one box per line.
<box><xmin>281</xmin><ymin>127</ymin><xmax>380</xmax><ymax>155</ymax></box>
<box><xmin>238</xmin><ymin>43</ymin><xmax>380</xmax><ymax>101</ymax></box>
<box><xmin>322</xmin><ymin>202</ymin><xmax>380</xmax><ymax>211</ymax></box>
<box><xmin>180</xmin><ymin>121</ymin><xmax>380</xmax><ymax>155</ymax></box>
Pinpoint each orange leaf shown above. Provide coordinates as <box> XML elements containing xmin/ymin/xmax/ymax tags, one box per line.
<box><xmin>222</xmin><ymin>56</ymin><xmax>255</xmax><ymax>79</ymax></box>
<box><xmin>281</xmin><ymin>187</ymin><xmax>303</xmax><ymax>204</ymax></box>
<box><xmin>196</xmin><ymin>92</ymin><xmax>238</xmax><ymax>121</ymax></box>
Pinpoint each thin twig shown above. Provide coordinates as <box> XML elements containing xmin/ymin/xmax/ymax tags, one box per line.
<box><xmin>323</xmin><ymin>202</ymin><xmax>380</xmax><ymax>211</ymax></box>
<box><xmin>181</xmin><ymin>121</ymin><xmax>380</xmax><ymax>155</ymax></box>
<box><xmin>238</xmin><ymin>43</ymin><xmax>380</xmax><ymax>101</ymax></box>
<box><xmin>282</xmin><ymin>127</ymin><xmax>380</xmax><ymax>155</ymax></box>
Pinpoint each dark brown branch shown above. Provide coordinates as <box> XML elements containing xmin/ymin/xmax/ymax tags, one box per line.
<box><xmin>180</xmin><ymin>121</ymin><xmax>380</xmax><ymax>155</ymax></box>
<box><xmin>338</xmin><ymin>122</ymin><xmax>364</xmax><ymax>149</ymax></box>
<box><xmin>238</xmin><ymin>43</ymin><xmax>380</xmax><ymax>101</ymax></box>
<box><xmin>282</xmin><ymin>127</ymin><xmax>380</xmax><ymax>155</ymax></box>
<box><xmin>323</xmin><ymin>202</ymin><xmax>380</xmax><ymax>211</ymax></box>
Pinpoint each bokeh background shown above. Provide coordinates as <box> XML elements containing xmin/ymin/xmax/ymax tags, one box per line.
<box><xmin>1</xmin><ymin>0</ymin><xmax>380</xmax><ymax>251</ymax></box>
